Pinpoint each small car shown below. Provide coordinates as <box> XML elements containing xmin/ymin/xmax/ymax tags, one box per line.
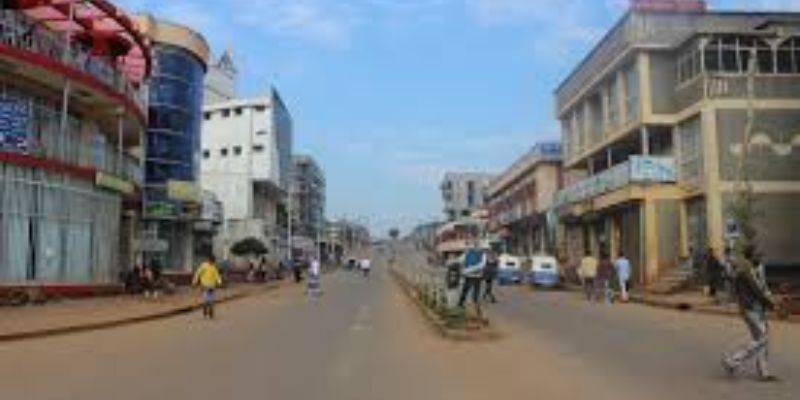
<box><xmin>497</xmin><ymin>254</ymin><xmax>523</xmax><ymax>285</ymax></box>
<box><xmin>529</xmin><ymin>255</ymin><xmax>560</xmax><ymax>288</ymax></box>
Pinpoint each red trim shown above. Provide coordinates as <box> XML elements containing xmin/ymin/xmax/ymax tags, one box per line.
<box><xmin>0</xmin><ymin>43</ymin><xmax>147</xmax><ymax>124</ymax></box>
<box><xmin>0</xmin><ymin>152</ymin><xmax>96</xmax><ymax>180</ymax></box>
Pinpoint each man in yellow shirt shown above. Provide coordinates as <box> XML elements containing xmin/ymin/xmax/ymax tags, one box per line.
<box><xmin>579</xmin><ymin>253</ymin><xmax>599</xmax><ymax>302</ymax></box>
<box><xmin>193</xmin><ymin>255</ymin><xmax>223</xmax><ymax>319</ymax></box>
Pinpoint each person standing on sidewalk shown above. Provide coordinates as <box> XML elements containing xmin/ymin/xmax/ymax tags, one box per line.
<box><xmin>614</xmin><ymin>252</ymin><xmax>631</xmax><ymax>302</ymax></box>
<box><xmin>458</xmin><ymin>242</ymin><xmax>486</xmax><ymax>309</ymax></box>
<box><xmin>705</xmin><ymin>248</ymin><xmax>724</xmax><ymax>299</ymax></box>
<box><xmin>579</xmin><ymin>252</ymin><xmax>598</xmax><ymax>302</ymax></box>
<box><xmin>722</xmin><ymin>246</ymin><xmax>778</xmax><ymax>381</ymax></box>
<box><xmin>193</xmin><ymin>255</ymin><xmax>223</xmax><ymax>320</ymax></box>
<box><xmin>307</xmin><ymin>257</ymin><xmax>322</xmax><ymax>298</ymax></box>
<box><xmin>597</xmin><ymin>252</ymin><xmax>615</xmax><ymax>304</ymax></box>
<box><xmin>482</xmin><ymin>250</ymin><xmax>499</xmax><ymax>303</ymax></box>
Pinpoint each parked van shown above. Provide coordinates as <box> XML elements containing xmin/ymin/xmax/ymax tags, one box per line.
<box><xmin>529</xmin><ymin>255</ymin><xmax>560</xmax><ymax>288</ymax></box>
<box><xmin>497</xmin><ymin>254</ymin><xmax>523</xmax><ymax>285</ymax></box>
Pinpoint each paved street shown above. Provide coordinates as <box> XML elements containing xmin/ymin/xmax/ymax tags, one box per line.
<box><xmin>1</xmin><ymin>256</ymin><xmax>798</xmax><ymax>400</ymax></box>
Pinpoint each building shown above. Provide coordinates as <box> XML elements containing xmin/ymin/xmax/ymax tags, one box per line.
<box><xmin>0</xmin><ymin>1</ymin><xmax>150</xmax><ymax>287</ymax></box>
<box><xmin>203</xmin><ymin>49</ymin><xmax>237</xmax><ymax>105</ymax></box>
<box><xmin>200</xmin><ymin>90</ymin><xmax>293</xmax><ymax>262</ymax></box>
<box><xmin>135</xmin><ymin>14</ymin><xmax>209</xmax><ymax>272</ymax></box>
<box><xmin>290</xmin><ymin>154</ymin><xmax>326</xmax><ymax>256</ymax></box>
<box><xmin>554</xmin><ymin>0</ymin><xmax>800</xmax><ymax>288</ymax></box>
<box><xmin>487</xmin><ymin>142</ymin><xmax>563</xmax><ymax>257</ymax></box>
<box><xmin>440</xmin><ymin>172</ymin><xmax>493</xmax><ymax>221</ymax></box>
<box><xmin>324</xmin><ymin>220</ymin><xmax>370</xmax><ymax>262</ymax></box>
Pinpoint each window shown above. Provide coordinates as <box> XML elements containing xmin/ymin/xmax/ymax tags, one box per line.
<box><xmin>777</xmin><ymin>38</ymin><xmax>800</xmax><ymax>73</ymax></box>
<box><xmin>704</xmin><ymin>35</ymin><xmax>773</xmax><ymax>74</ymax></box>
<box><xmin>234</xmin><ymin>107</ymin><xmax>243</xmax><ymax>116</ymax></box>
<box><xmin>607</xmin><ymin>78</ymin><xmax>619</xmax><ymax>131</ymax></box>
<box><xmin>221</xmin><ymin>109</ymin><xmax>231</xmax><ymax>118</ymax></box>
<box><xmin>220</xmin><ymin>148</ymin><xmax>228</xmax><ymax>157</ymax></box>
<box><xmin>255</xmin><ymin>130</ymin><xmax>267</xmax><ymax>136</ymax></box>
<box><xmin>624</xmin><ymin>65</ymin><xmax>639</xmax><ymax>124</ymax></box>
<box><xmin>253</xmin><ymin>144</ymin><xmax>265</xmax><ymax>152</ymax></box>
<box><xmin>254</xmin><ymin>105</ymin><xmax>267</xmax><ymax>112</ymax></box>
<box><xmin>203</xmin><ymin>112</ymin><xmax>211</xmax><ymax>121</ymax></box>
<box><xmin>678</xmin><ymin>46</ymin><xmax>702</xmax><ymax>83</ymax></box>
<box><xmin>202</xmin><ymin>150</ymin><xmax>210</xmax><ymax>159</ymax></box>
<box><xmin>233</xmin><ymin>146</ymin><xmax>242</xmax><ymax>156</ymax></box>
<box><xmin>678</xmin><ymin>115</ymin><xmax>703</xmax><ymax>188</ymax></box>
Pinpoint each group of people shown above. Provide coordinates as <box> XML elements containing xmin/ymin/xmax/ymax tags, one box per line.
<box><xmin>457</xmin><ymin>243</ymin><xmax>500</xmax><ymax>309</ymax></box>
<box><xmin>577</xmin><ymin>252</ymin><xmax>632</xmax><ymax>304</ymax></box>
<box><xmin>123</xmin><ymin>259</ymin><xmax>166</xmax><ymax>298</ymax></box>
<box><xmin>346</xmin><ymin>257</ymin><xmax>373</xmax><ymax>277</ymax></box>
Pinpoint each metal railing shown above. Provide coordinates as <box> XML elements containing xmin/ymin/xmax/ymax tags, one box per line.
<box><xmin>0</xmin><ymin>10</ymin><xmax>146</xmax><ymax>112</ymax></box>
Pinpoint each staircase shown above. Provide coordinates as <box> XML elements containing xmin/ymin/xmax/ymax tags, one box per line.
<box><xmin>648</xmin><ymin>267</ymin><xmax>696</xmax><ymax>295</ymax></box>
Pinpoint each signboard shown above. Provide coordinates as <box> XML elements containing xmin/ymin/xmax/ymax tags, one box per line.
<box><xmin>0</xmin><ymin>96</ymin><xmax>30</xmax><ymax>152</ymax></box>
<box><xmin>167</xmin><ymin>180</ymin><xmax>202</xmax><ymax>203</ymax></box>
<box><xmin>145</xmin><ymin>201</ymin><xmax>179</xmax><ymax>218</ymax></box>
<box><xmin>630</xmin><ymin>156</ymin><xmax>677</xmax><ymax>182</ymax></box>
<box><xmin>96</xmin><ymin>172</ymin><xmax>135</xmax><ymax>195</ymax></box>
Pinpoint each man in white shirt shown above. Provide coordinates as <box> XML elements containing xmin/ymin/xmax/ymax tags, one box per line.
<box><xmin>360</xmin><ymin>258</ymin><xmax>372</xmax><ymax>277</ymax></box>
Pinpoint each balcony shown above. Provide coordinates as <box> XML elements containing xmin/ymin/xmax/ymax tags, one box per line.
<box><xmin>0</xmin><ymin>9</ymin><xmax>147</xmax><ymax>114</ymax></box>
<box><xmin>554</xmin><ymin>156</ymin><xmax>677</xmax><ymax>207</ymax></box>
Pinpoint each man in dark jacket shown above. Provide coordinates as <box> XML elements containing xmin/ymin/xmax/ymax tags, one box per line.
<box><xmin>482</xmin><ymin>250</ymin><xmax>499</xmax><ymax>303</ymax></box>
<box><xmin>721</xmin><ymin>246</ymin><xmax>778</xmax><ymax>381</ymax></box>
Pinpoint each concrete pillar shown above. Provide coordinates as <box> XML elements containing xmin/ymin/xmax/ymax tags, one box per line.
<box><xmin>641</xmin><ymin>126</ymin><xmax>651</xmax><ymax>155</ymax></box>
<box><xmin>702</xmin><ymin>107</ymin><xmax>725</xmax><ymax>254</ymax></box>
<box><xmin>643</xmin><ymin>198</ymin><xmax>659</xmax><ymax>286</ymax></box>
<box><xmin>679</xmin><ymin>201</ymin><xmax>689</xmax><ymax>258</ymax></box>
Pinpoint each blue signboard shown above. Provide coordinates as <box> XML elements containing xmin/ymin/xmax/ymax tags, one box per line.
<box><xmin>0</xmin><ymin>97</ymin><xmax>30</xmax><ymax>152</ymax></box>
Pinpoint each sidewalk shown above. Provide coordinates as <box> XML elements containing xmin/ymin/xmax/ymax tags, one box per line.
<box><xmin>0</xmin><ymin>282</ymin><xmax>284</xmax><ymax>342</ymax></box>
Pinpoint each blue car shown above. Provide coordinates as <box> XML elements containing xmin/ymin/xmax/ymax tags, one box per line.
<box><xmin>528</xmin><ymin>255</ymin><xmax>560</xmax><ymax>288</ymax></box>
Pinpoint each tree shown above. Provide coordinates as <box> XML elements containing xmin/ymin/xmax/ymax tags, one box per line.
<box><xmin>389</xmin><ymin>228</ymin><xmax>400</xmax><ymax>240</ymax></box>
<box><xmin>230</xmin><ymin>237</ymin><xmax>269</xmax><ymax>257</ymax></box>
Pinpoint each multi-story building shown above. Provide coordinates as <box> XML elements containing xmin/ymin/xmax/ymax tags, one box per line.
<box><xmin>203</xmin><ymin>49</ymin><xmax>237</xmax><ymax>105</ymax></box>
<box><xmin>554</xmin><ymin>0</ymin><xmax>800</xmax><ymax>287</ymax></box>
<box><xmin>487</xmin><ymin>142</ymin><xmax>563</xmax><ymax>257</ymax></box>
<box><xmin>135</xmin><ymin>14</ymin><xmax>209</xmax><ymax>272</ymax></box>
<box><xmin>440</xmin><ymin>172</ymin><xmax>493</xmax><ymax>221</ymax></box>
<box><xmin>200</xmin><ymin>89</ymin><xmax>293</xmax><ymax>262</ymax></box>
<box><xmin>290</xmin><ymin>154</ymin><xmax>326</xmax><ymax>250</ymax></box>
<box><xmin>0</xmin><ymin>1</ymin><xmax>150</xmax><ymax>287</ymax></box>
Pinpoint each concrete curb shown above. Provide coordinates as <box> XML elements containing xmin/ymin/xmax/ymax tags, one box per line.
<box><xmin>0</xmin><ymin>283</ymin><xmax>281</xmax><ymax>343</ymax></box>
<box><xmin>390</xmin><ymin>269</ymin><xmax>502</xmax><ymax>342</ymax></box>
<box><xmin>626</xmin><ymin>294</ymin><xmax>799</xmax><ymax>323</ymax></box>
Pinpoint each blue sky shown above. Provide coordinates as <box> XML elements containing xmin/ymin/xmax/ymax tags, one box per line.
<box><xmin>119</xmin><ymin>0</ymin><xmax>799</xmax><ymax>235</ymax></box>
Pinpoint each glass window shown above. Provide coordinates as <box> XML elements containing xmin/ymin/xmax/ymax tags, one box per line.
<box><xmin>202</xmin><ymin>150</ymin><xmax>210</xmax><ymax>159</ymax></box>
<box><xmin>253</xmin><ymin>144</ymin><xmax>265</xmax><ymax>152</ymax></box>
<box><xmin>222</xmin><ymin>109</ymin><xmax>230</xmax><ymax>118</ymax></box>
<box><xmin>625</xmin><ymin>65</ymin><xmax>639</xmax><ymax>124</ymax></box>
<box><xmin>220</xmin><ymin>148</ymin><xmax>228</xmax><ymax>157</ymax></box>
<box><xmin>235</xmin><ymin>108</ymin><xmax>243</xmax><ymax>116</ymax></box>
<box><xmin>233</xmin><ymin>146</ymin><xmax>242</xmax><ymax>156</ymax></box>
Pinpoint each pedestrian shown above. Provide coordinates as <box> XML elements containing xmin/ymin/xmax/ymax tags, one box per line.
<box><xmin>705</xmin><ymin>248</ymin><xmax>723</xmax><ymax>299</ymax></box>
<box><xmin>614</xmin><ymin>252</ymin><xmax>632</xmax><ymax>302</ymax></box>
<box><xmin>193</xmin><ymin>254</ymin><xmax>223</xmax><ymax>320</ymax></box>
<box><xmin>579</xmin><ymin>252</ymin><xmax>598</xmax><ymax>302</ymax></box>
<box><xmin>360</xmin><ymin>258</ymin><xmax>372</xmax><ymax>277</ymax></box>
<box><xmin>597</xmin><ymin>252</ymin><xmax>615</xmax><ymax>304</ymax></box>
<box><xmin>458</xmin><ymin>242</ymin><xmax>486</xmax><ymax>309</ymax></box>
<box><xmin>483</xmin><ymin>249</ymin><xmax>499</xmax><ymax>303</ymax></box>
<box><xmin>307</xmin><ymin>257</ymin><xmax>322</xmax><ymax>298</ymax></box>
<box><xmin>292</xmin><ymin>258</ymin><xmax>304</xmax><ymax>283</ymax></box>
<box><xmin>722</xmin><ymin>246</ymin><xmax>778</xmax><ymax>382</ymax></box>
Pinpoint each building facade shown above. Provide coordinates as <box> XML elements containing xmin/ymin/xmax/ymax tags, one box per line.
<box><xmin>291</xmin><ymin>154</ymin><xmax>326</xmax><ymax>252</ymax></box>
<box><xmin>487</xmin><ymin>142</ymin><xmax>563</xmax><ymax>257</ymax></box>
<box><xmin>554</xmin><ymin>1</ymin><xmax>800</xmax><ymax>287</ymax></box>
<box><xmin>203</xmin><ymin>49</ymin><xmax>237</xmax><ymax>105</ymax></box>
<box><xmin>440</xmin><ymin>172</ymin><xmax>493</xmax><ymax>221</ymax></box>
<box><xmin>200</xmin><ymin>90</ymin><xmax>293</xmax><ymax>262</ymax></box>
<box><xmin>0</xmin><ymin>1</ymin><xmax>150</xmax><ymax>286</ymax></box>
<box><xmin>136</xmin><ymin>15</ymin><xmax>209</xmax><ymax>272</ymax></box>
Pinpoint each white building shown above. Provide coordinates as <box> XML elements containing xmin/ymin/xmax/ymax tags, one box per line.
<box><xmin>200</xmin><ymin>89</ymin><xmax>293</xmax><ymax>260</ymax></box>
<box><xmin>203</xmin><ymin>49</ymin><xmax>237</xmax><ymax>105</ymax></box>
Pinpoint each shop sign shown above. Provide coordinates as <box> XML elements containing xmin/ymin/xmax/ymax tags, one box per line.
<box><xmin>96</xmin><ymin>172</ymin><xmax>134</xmax><ymax>194</ymax></box>
<box><xmin>167</xmin><ymin>180</ymin><xmax>201</xmax><ymax>203</ymax></box>
<box><xmin>0</xmin><ymin>96</ymin><xmax>29</xmax><ymax>152</ymax></box>
<box><xmin>630</xmin><ymin>156</ymin><xmax>677</xmax><ymax>182</ymax></box>
<box><xmin>145</xmin><ymin>201</ymin><xmax>179</xmax><ymax>218</ymax></box>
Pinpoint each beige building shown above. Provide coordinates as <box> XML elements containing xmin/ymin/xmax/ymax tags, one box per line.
<box><xmin>554</xmin><ymin>2</ymin><xmax>800</xmax><ymax>288</ymax></box>
<box><xmin>487</xmin><ymin>143</ymin><xmax>563</xmax><ymax>257</ymax></box>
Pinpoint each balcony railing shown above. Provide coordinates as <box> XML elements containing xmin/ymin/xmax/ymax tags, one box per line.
<box><xmin>0</xmin><ymin>10</ymin><xmax>146</xmax><ymax>113</ymax></box>
<box><xmin>554</xmin><ymin>156</ymin><xmax>677</xmax><ymax>207</ymax></box>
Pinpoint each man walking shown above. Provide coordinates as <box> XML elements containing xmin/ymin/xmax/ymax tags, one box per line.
<box><xmin>193</xmin><ymin>255</ymin><xmax>223</xmax><ymax>320</ymax></box>
<box><xmin>579</xmin><ymin>252</ymin><xmax>598</xmax><ymax>302</ymax></box>
<box><xmin>482</xmin><ymin>250</ymin><xmax>499</xmax><ymax>303</ymax></box>
<box><xmin>722</xmin><ymin>246</ymin><xmax>778</xmax><ymax>381</ymax></box>
<box><xmin>458</xmin><ymin>242</ymin><xmax>486</xmax><ymax>309</ymax></box>
<box><xmin>597</xmin><ymin>252</ymin><xmax>615</xmax><ymax>304</ymax></box>
<box><xmin>614</xmin><ymin>252</ymin><xmax>631</xmax><ymax>302</ymax></box>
